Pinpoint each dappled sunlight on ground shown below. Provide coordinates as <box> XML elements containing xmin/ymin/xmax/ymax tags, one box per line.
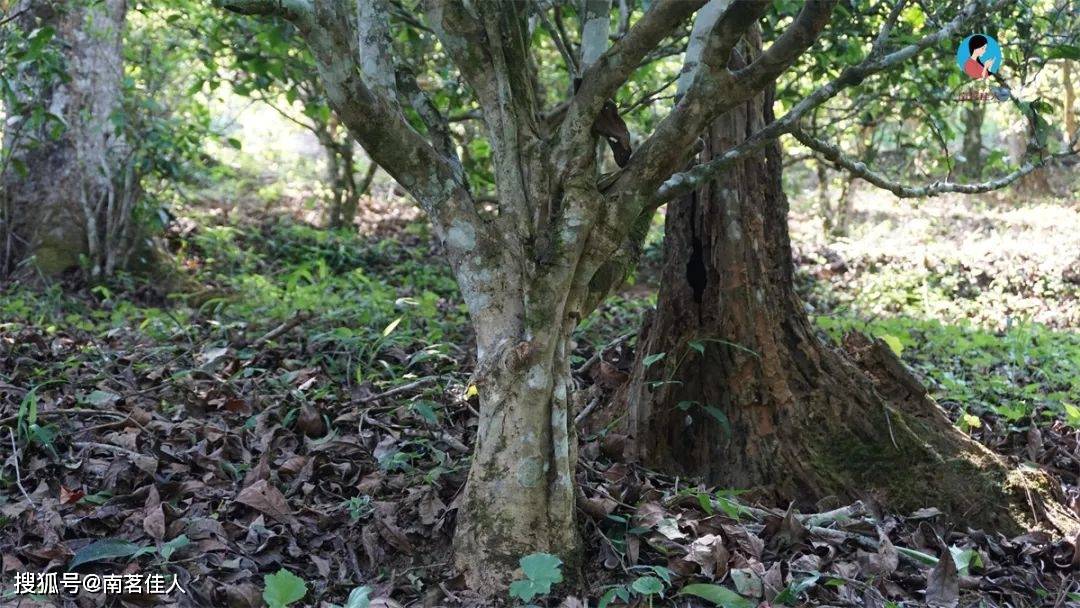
<box><xmin>790</xmin><ymin>186</ymin><xmax>1080</xmax><ymax>329</ymax></box>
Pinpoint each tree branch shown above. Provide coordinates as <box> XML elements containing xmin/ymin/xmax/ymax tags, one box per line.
<box><xmin>558</xmin><ymin>0</ymin><xmax>704</xmax><ymax>160</ymax></box>
<box><xmin>791</xmin><ymin>126</ymin><xmax>1078</xmax><ymax>198</ymax></box>
<box><xmin>580</xmin><ymin>0</ymin><xmax>613</xmax><ymax>70</ymax></box>
<box><xmin>357</xmin><ymin>0</ymin><xmax>399</xmax><ymax>104</ymax></box>
<box><xmin>656</xmin><ymin>0</ymin><xmax>1008</xmax><ymax>203</ymax></box>
<box><xmin>731</xmin><ymin>0</ymin><xmax>836</xmax><ymax>94</ymax></box>
<box><xmin>215</xmin><ymin>0</ymin><xmax>314</xmax><ymax>31</ymax></box>
<box><xmin>396</xmin><ymin>67</ymin><xmax>462</xmax><ymax>171</ymax></box>
<box><xmin>675</xmin><ymin>0</ymin><xmax>732</xmax><ymax>99</ymax></box>
<box><xmin>616</xmin><ymin>1</ymin><xmax>773</xmax><ymax>194</ymax></box>
<box><xmin>537</xmin><ymin>8</ymin><xmax>578</xmax><ymax>77</ymax></box>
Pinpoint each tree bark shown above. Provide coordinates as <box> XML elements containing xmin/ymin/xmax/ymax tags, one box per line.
<box><xmin>1</xmin><ymin>0</ymin><xmax>127</xmax><ymax>276</ymax></box>
<box><xmin>962</xmin><ymin>104</ymin><xmax>985</xmax><ymax>179</ymax></box>
<box><xmin>321</xmin><ymin>127</ymin><xmax>372</xmax><ymax>230</ymax></box>
<box><xmin>627</xmin><ymin>86</ymin><xmax>1076</xmax><ymax>534</ymax></box>
<box><xmin>454</xmin><ymin>316</ymin><xmax>580</xmax><ymax>591</ymax></box>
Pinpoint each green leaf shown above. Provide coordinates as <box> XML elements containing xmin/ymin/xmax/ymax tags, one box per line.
<box><xmin>701</xmin><ymin>405</ymin><xmax>731</xmax><ymax>437</ymax></box>
<box><xmin>69</xmin><ymin>539</ymin><xmax>146</xmax><ymax>569</ymax></box>
<box><xmin>949</xmin><ymin>546</ymin><xmax>982</xmax><ymax>575</ymax></box>
<box><xmin>160</xmin><ymin>534</ymin><xmax>191</xmax><ymax>561</ymax></box>
<box><xmin>520</xmin><ymin>552</ymin><xmax>563</xmax><ymax>587</ymax></box>
<box><xmin>679</xmin><ymin>583</ymin><xmax>754</xmax><ymax>607</ymax></box>
<box><xmin>410</xmin><ymin>401</ymin><xmax>439</xmax><ymax>425</ymax></box>
<box><xmin>508</xmin><ymin>579</ymin><xmax>542</xmax><ymax>602</ymax></box>
<box><xmin>895</xmin><ymin>546</ymin><xmax>938</xmax><ymax>565</ymax></box>
<box><xmin>1062</xmin><ymin>402</ymin><xmax>1080</xmax><ymax>428</ymax></box>
<box><xmin>688</xmin><ymin>340</ymin><xmax>705</xmax><ymax>355</ymax></box>
<box><xmin>648</xmin><ymin>565</ymin><xmax>674</xmax><ymax>584</ymax></box>
<box><xmin>631</xmin><ymin>576</ymin><xmax>663</xmax><ymax>596</ymax></box>
<box><xmin>509</xmin><ymin>552</ymin><xmax>563</xmax><ymax>601</ymax></box>
<box><xmin>382</xmin><ymin>317</ymin><xmax>403</xmax><ymax>337</ymax></box>
<box><xmin>774</xmin><ymin>573</ymin><xmax>820</xmax><ymax>604</ymax></box>
<box><xmin>880</xmin><ymin>334</ymin><xmax>904</xmax><ymax>356</ymax></box>
<box><xmin>263</xmin><ymin>568</ymin><xmax>308</xmax><ymax>608</ymax></box>
<box><xmin>1048</xmin><ymin>45</ymin><xmax>1080</xmax><ymax>60</ymax></box>
<box><xmin>642</xmin><ymin>352</ymin><xmax>665</xmax><ymax>368</ymax></box>
<box><xmin>83</xmin><ymin>390</ymin><xmax>120</xmax><ymax>407</ymax></box>
<box><xmin>598</xmin><ymin>587</ymin><xmax>620</xmax><ymax>608</ymax></box>
<box><xmin>343</xmin><ymin>585</ymin><xmax>372</xmax><ymax>608</ymax></box>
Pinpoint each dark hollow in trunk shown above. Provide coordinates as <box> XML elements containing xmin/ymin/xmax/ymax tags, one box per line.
<box><xmin>627</xmin><ymin>87</ymin><xmax>1076</xmax><ymax>535</ymax></box>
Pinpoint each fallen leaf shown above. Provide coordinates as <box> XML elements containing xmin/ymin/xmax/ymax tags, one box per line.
<box><xmin>235</xmin><ymin>480</ymin><xmax>297</xmax><ymax>526</ymax></box>
<box><xmin>144</xmin><ymin>504</ymin><xmax>166</xmax><ymax>541</ymax></box>
<box><xmin>297</xmin><ymin>403</ymin><xmax>325</xmax><ymax>437</ymax></box>
<box><xmin>730</xmin><ymin>567</ymin><xmax>763</xmax><ymax>598</ymax></box>
<box><xmin>59</xmin><ymin>486</ymin><xmax>85</xmax><ymax>505</ymax></box>
<box><xmin>418</xmin><ymin>491</ymin><xmax>446</xmax><ymax>526</ymax></box>
<box><xmin>926</xmin><ymin>537</ymin><xmax>959</xmax><ymax>607</ymax></box>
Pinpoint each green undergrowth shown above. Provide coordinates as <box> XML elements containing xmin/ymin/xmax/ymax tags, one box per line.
<box><xmin>1</xmin><ymin>217</ymin><xmax>470</xmax><ymax>391</ymax></box>
<box><xmin>0</xmin><ymin>214</ymin><xmax>652</xmax><ymax>390</ymax></box>
<box><xmin>4</xmin><ymin>212</ymin><xmax>1078</xmax><ymax>436</ymax></box>
<box><xmin>815</xmin><ymin>313</ymin><xmax>1080</xmax><ymax>431</ymax></box>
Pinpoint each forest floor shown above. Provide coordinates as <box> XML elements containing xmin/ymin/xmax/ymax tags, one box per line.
<box><xmin>1</xmin><ymin>185</ymin><xmax>1079</xmax><ymax>607</ymax></box>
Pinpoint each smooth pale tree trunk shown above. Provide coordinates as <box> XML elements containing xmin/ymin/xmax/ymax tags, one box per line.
<box><xmin>450</xmin><ymin>187</ymin><xmax>597</xmax><ymax>591</ymax></box>
<box><xmin>627</xmin><ymin>86</ymin><xmax>1077</xmax><ymax>534</ymax></box>
<box><xmin>1</xmin><ymin>0</ymin><xmax>127</xmax><ymax>276</ymax></box>
<box><xmin>453</xmin><ymin>314</ymin><xmax>581</xmax><ymax>589</ymax></box>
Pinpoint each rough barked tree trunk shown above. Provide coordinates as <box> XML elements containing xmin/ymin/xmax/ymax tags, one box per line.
<box><xmin>1</xmin><ymin>0</ymin><xmax>127</xmax><ymax>276</ymax></box>
<box><xmin>627</xmin><ymin>85</ymin><xmax>1076</xmax><ymax>534</ymax></box>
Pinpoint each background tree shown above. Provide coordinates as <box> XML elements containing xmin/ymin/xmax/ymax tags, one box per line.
<box><xmin>215</xmin><ymin>17</ymin><xmax>378</xmax><ymax>228</ymax></box>
<box><xmin>1</xmin><ymin>0</ymin><xmax>215</xmax><ymax>279</ymax></box>
<box><xmin>1</xmin><ymin>0</ymin><xmax>127</xmax><ymax>277</ymax></box>
<box><xmin>627</xmin><ymin>0</ymin><xmax>1080</xmax><ymax>539</ymax></box>
<box><xmin>216</xmin><ymin>0</ymin><xmax>1078</xmax><ymax>594</ymax></box>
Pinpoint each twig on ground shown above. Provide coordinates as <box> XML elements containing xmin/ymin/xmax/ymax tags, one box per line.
<box><xmin>358</xmin><ymin>376</ymin><xmax>438</xmax><ymax>405</ymax></box>
<box><xmin>0</xmin><ymin>408</ymin><xmax>128</xmax><ymax>429</ymax></box>
<box><xmin>247</xmin><ymin>310</ymin><xmax>312</xmax><ymax>348</ymax></box>
<box><xmin>6</xmin><ymin>426</ymin><xmax>36</xmax><ymax>509</ymax></box>
<box><xmin>575</xmin><ymin>332</ymin><xmax>634</xmax><ymax>377</ymax></box>
<box><xmin>575</xmin><ymin>394</ymin><xmax>603</xmax><ymax>427</ymax></box>
<box><xmin>804</xmin><ymin>501</ymin><xmax>866</xmax><ymax>527</ymax></box>
<box><xmin>360</xmin><ymin>412</ymin><xmax>468</xmax><ymax>453</ymax></box>
<box><xmin>733</xmin><ymin>500</ymin><xmax>867</xmax><ymax>527</ymax></box>
<box><xmin>808</xmin><ymin>525</ymin><xmax>926</xmax><ymax>567</ymax></box>
<box><xmin>75</xmin><ymin>414</ymin><xmax>140</xmax><ymax>437</ymax></box>
<box><xmin>71</xmin><ymin>441</ymin><xmax>143</xmax><ymax>459</ymax></box>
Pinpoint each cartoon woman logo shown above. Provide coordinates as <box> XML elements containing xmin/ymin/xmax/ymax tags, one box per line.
<box><xmin>956</xmin><ymin>34</ymin><xmax>1002</xmax><ymax>80</ymax></box>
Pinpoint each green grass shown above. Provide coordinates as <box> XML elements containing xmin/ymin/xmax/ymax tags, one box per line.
<box><xmin>815</xmin><ymin>313</ymin><xmax>1080</xmax><ymax>431</ymax></box>
<box><xmin>1</xmin><ymin>217</ymin><xmax>470</xmax><ymax>392</ymax></box>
